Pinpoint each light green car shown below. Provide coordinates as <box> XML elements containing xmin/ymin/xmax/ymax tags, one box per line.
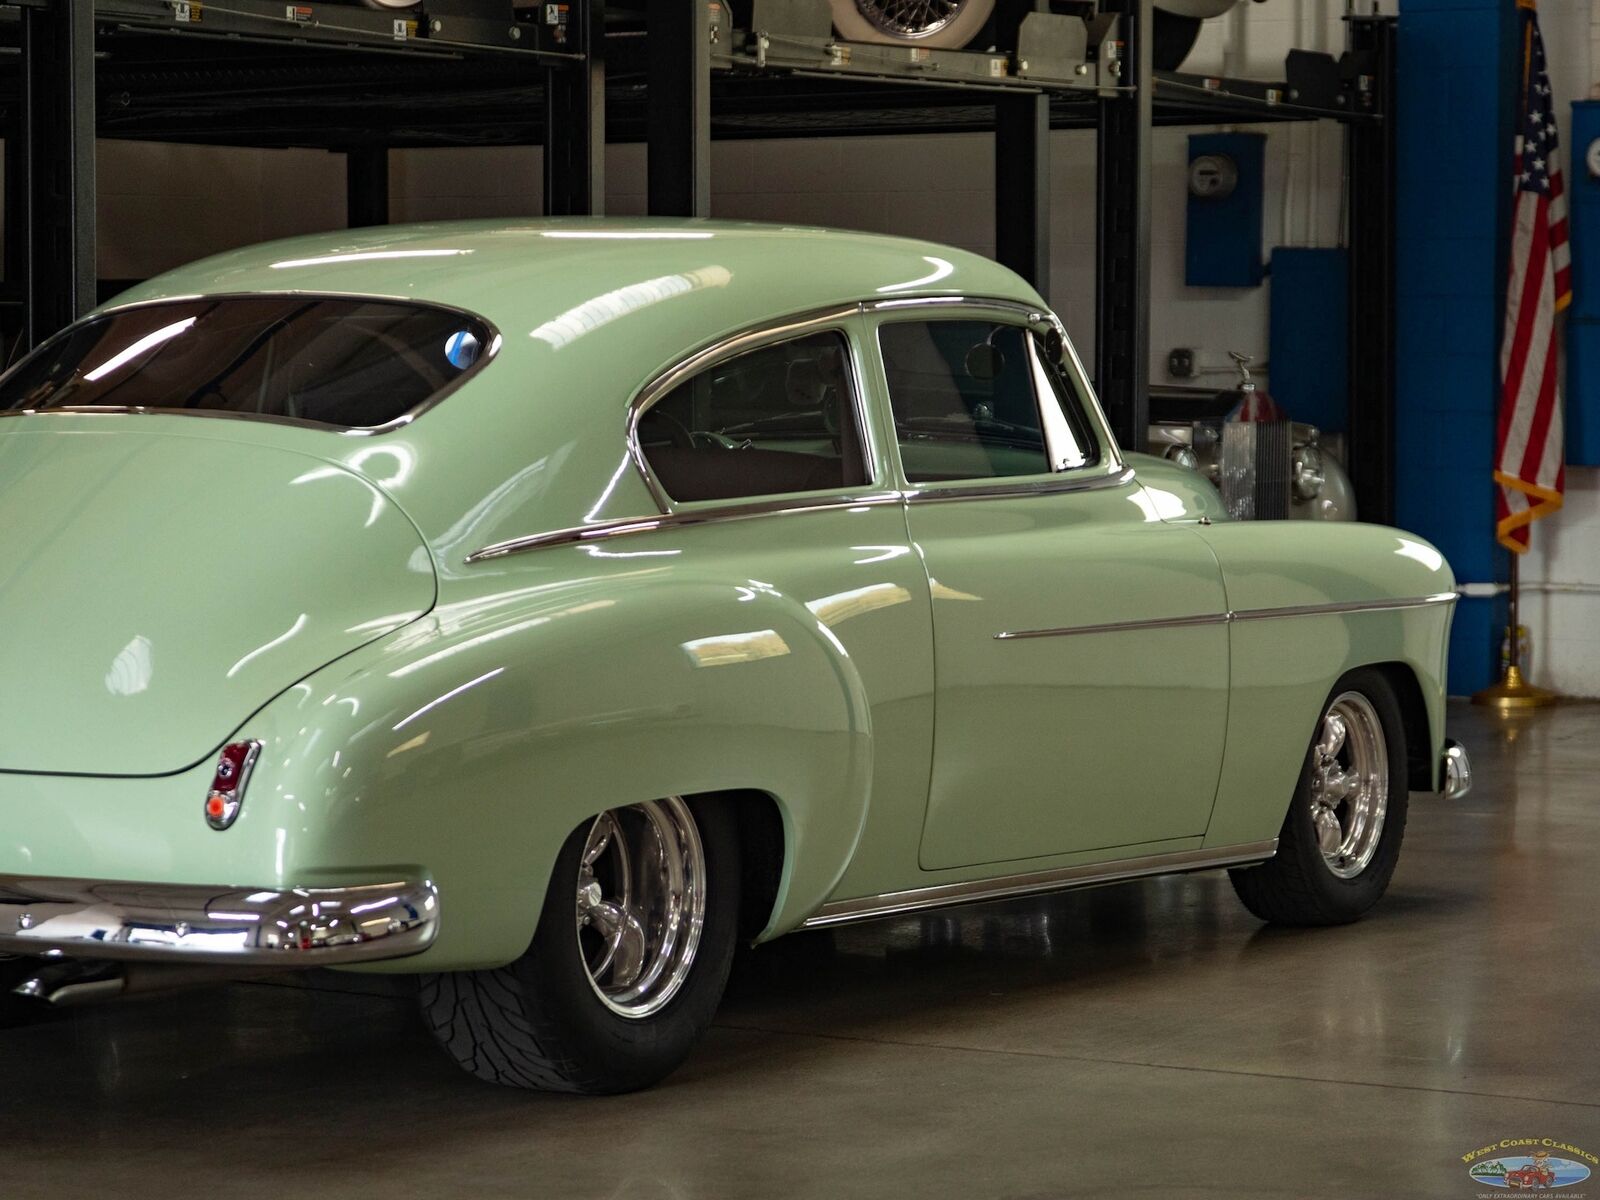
<box><xmin>0</xmin><ymin>220</ymin><xmax>1471</xmax><ymax>1093</ymax></box>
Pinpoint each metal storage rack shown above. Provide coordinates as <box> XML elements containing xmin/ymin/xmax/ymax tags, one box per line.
<box><xmin>1</xmin><ymin>0</ymin><xmax>1395</xmax><ymax>517</ymax></box>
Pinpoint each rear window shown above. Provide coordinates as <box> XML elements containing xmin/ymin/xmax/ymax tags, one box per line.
<box><xmin>0</xmin><ymin>296</ymin><xmax>495</xmax><ymax>431</ymax></box>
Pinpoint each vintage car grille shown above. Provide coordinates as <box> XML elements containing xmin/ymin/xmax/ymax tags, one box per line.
<box><xmin>1219</xmin><ymin>420</ymin><xmax>1293</xmax><ymax>521</ymax></box>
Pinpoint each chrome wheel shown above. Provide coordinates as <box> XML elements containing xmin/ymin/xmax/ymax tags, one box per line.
<box><xmin>575</xmin><ymin>797</ymin><xmax>706</xmax><ymax>1019</ymax></box>
<box><xmin>854</xmin><ymin>0</ymin><xmax>968</xmax><ymax>38</ymax></box>
<box><xmin>1309</xmin><ymin>692</ymin><xmax>1389</xmax><ymax>879</ymax></box>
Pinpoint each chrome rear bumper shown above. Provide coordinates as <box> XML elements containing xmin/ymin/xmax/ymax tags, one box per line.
<box><xmin>1441</xmin><ymin>739</ymin><xmax>1473</xmax><ymax>800</ymax></box>
<box><xmin>0</xmin><ymin>876</ymin><xmax>438</xmax><ymax>965</ymax></box>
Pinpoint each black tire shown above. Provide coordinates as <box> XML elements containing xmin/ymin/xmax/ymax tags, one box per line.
<box><xmin>420</xmin><ymin>795</ymin><xmax>740</xmax><ymax>1093</ymax></box>
<box><xmin>0</xmin><ymin>957</ymin><xmax>51</xmax><ymax>1029</ymax></box>
<box><xmin>1229</xmin><ymin>668</ymin><xmax>1410</xmax><ymax>926</ymax></box>
<box><xmin>1151</xmin><ymin>12</ymin><xmax>1204</xmax><ymax>71</ymax></box>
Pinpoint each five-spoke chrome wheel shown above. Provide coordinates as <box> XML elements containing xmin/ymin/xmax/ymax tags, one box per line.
<box><xmin>1308</xmin><ymin>692</ymin><xmax>1389</xmax><ymax>879</ymax></box>
<box><xmin>575</xmin><ymin>797</ymin><xmax>706</xmax><ymax>1019</ymax></box>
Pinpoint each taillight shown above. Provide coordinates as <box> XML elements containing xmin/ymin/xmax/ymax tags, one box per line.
<box><xmin>204</xmin><ymin>740</ymin><xmax>262</xmax><ymax>832</ymax></box>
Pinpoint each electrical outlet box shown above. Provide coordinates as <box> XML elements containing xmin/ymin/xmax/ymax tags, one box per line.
<box><xmin>1186</xmin><ymin>132</ymin><xmax>1266</xmax><ymax>288</ymax></box>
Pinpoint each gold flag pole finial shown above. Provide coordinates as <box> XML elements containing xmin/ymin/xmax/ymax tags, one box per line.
<box><xmin>1472</xmin><ymin>552</ymin><xmax>1559</xmax><ymax>709</ymax></box>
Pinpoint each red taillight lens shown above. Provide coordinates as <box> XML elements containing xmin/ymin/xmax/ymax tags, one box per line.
<box><xmin>204</xmin><ymin>740</ymin><xmax>262</xmax><ymax>832</ymax></box>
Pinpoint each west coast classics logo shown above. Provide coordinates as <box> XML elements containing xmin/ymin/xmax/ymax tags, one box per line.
<box><xmin>1463</xmin><ymin>1139</ymin><xmax>1596</xmax><ymax>1192</ymax></box>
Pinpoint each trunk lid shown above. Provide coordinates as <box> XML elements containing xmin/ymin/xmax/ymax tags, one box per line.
<box><xmin>0</xmin><ymin>423</ymin><xmax>435</xmax><ymax>775</ymax></box>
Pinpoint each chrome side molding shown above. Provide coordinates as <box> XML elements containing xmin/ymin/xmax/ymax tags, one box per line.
<box><xmin>0</xmin><ymin>876</ymin><xmax>439</xmax><ymax>966</ymax></box>
<box><xmin>1441</xmin><ymin>739</ymin><xmax>1473</xmax><ymax>800</ymax></box>
<box><xmin>800</xmin><ymin>840</ymin><xmax>1278</xmax><ymax>929</ymax></box>
<box><xmin>995</xmin><ymin>592</ymin><xmax>1458</xmax><ymax>642</ymax></box>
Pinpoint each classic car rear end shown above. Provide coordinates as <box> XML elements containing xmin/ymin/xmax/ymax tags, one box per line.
<box><xmin>0</xmin><ymin>219</ymin><xmax>1470</xmax><ymax>1093</ymax></box>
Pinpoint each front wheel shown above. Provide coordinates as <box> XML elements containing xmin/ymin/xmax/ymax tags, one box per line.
<box><xmin>1229</xmin><ymin>668</ymin><xmax>1410</xmax><ymax>926</ymax></box>
<box><xmin>421</xmin><ymin>795</ymin><xmax>740</xmax><ymax>1093</ymax></box>
<box><xmin>828</xmin><ymin>0</ymin><xmax>998</xmax><ymax>50</ymax></box>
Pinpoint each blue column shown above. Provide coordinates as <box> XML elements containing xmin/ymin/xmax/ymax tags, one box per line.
<box><xmin>1395</xmin><ymin>0</ymin><xmax>1517</xmax><ymax>694</ymax></box>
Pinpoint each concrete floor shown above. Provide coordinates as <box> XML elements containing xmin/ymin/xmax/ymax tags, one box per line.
<box><xmin>4</xmin><ymin>700</ymin><xmax>1597</xmax><ymax>1199</ymax></box>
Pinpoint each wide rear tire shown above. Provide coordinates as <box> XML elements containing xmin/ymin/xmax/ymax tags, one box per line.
<box><xmin>1229</xmin><ymin>668</ymin><xmax>1410</xmax><ymax>926</ymax></box>
<box><xmin>420</xmin><ymin>795</ymin><xmax>740</xmax><ymax>1093</ymax></box>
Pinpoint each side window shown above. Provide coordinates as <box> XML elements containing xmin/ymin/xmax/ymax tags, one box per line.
<box><xmin>636</xmin><ymin>330</ymin><xmax>869</xmax><ymax>503</ymax></box>
<box><xmin>879</xmin><ymin>319</ymin><xmax>1099</xmax><ymax>483</ymax></box>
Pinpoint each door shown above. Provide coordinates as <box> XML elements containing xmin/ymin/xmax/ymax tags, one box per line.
<box><xmin>869</xmin><ymin>307</ymin><xmax>1230</xmax><ymax>870</ymax></box>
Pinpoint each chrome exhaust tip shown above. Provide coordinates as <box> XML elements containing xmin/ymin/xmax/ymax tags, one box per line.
<box><xmin>13</xmin><ymin>959</ymin><xmax>125</xmax><ymax>1007</ymax></box>
<box><xmin>1441</xmin><ymin>739</ymin><xmax>1473</xmax><ymax>800</ymax></box>
<box><xmin>11</xmin><ymin>960</ymin><xmax>264</xmax><ymax>1008</ymax></box>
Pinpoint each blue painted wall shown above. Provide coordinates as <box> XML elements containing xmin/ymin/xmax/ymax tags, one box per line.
<box><xmin>1396</xmin><ymin>0</ymin><xmax>1516</xmax><ymax>694</ymax></box>
<box><xmin>1268</xmin><ymin>247</ymin><xmax>1349</xmax><ymax>434</ymax></box>
<box><xmin>1566</xmin><ymin>101</ymin><xmax>1600</xmax><ymax>465</ymax></box>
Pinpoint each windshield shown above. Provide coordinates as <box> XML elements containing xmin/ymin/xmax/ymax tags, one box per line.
<box><xmin>0</xmin><ymin>296</ymin><xmax>495</xmax><ymax>431</ymax></box>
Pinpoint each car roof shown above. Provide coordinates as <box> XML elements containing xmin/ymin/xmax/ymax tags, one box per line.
<box><xmin>97</xmin><ymin>220</ymin><xmax>1049</xmax><ymax>567</ymax></box>
<box><xmin>108</xmin><ymin>218</ymin><xmax>1042</xmax><ymax>335</ymax></box>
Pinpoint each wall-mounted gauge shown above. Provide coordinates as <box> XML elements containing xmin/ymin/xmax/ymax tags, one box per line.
<box><xmin>1189</xmin><ymin>154</ymin><xmax>1239</xmax><ymax>199</ymax></box>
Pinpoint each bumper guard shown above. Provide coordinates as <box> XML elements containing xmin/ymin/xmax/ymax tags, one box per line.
<box><xmin>1441</xmin><ymin>740</ymin><xmax>1473</xmax><ymax>800</ymax></box>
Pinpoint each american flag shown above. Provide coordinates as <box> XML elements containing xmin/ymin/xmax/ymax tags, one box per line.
<box><xmin>1495</xmin><ymin>0</ymin><xmax>1571</xmax><ymax>553</ymax></box>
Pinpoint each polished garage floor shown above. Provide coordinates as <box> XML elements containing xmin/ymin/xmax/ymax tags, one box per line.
<box><xmin>4</xmin><ymin>701</ymin><xmax>1597</xmax><ymax>1199</ymax></box>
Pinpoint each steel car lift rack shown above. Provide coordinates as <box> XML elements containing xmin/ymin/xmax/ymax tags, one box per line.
<box><xmin>627</xmin><ymin>2</ymin><xmax>1394</xmax><ymax>516</ymax></box>
<box><xmin>0</xmin><ymin>0</ymin><xmax>600</xmax><ymax>350</ymax></box>
<box><xmin>1</xmin><ymin>0</ymin><xmax>1394</xmax><ymax>518</ymax></box>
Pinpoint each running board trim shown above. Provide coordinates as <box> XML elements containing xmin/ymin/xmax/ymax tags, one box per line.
<box><xmin>800</xmin><ymin>840</ymin><xmax>1279</xmax><ymax>929</ymax></box>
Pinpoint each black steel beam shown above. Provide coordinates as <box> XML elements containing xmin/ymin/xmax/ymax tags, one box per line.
<box><xmin>19</xmin><ymin>0</ymin><xmax>96</xmax><ymax>347</ymax></box>
<box><xmin>647</xmin><ymin>2</ymin><xmax>710</xmax><ymax>217</ymax></box>
<box><xmin>346</xmin><ymin>146</ymin><xmax>390</xmax><ymax>228</ymax></box>
<box><xmin>995</xmin><ymin>92</ymin><xmax>1051</xmax><ymax>295</ymax></box>
<box><xmin>1345</xmin><ymin>16</ymin><xmax>1396</xmax><ymax>524</ymax></box>
<box><xmin>1094</xmin><ymin>0</ymin><xmax>1152</xmax><ymax>452</ymax></box>
<box><xmin>544</xmin><ymin>0</ymin><xmax>605</xmax><ymax>216</ymax></box>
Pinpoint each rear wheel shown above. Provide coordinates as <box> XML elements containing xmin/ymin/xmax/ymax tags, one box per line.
<box><xmin>829</xmin><ymin>0</ymin><xmax>997</xmax><ymax>49</ymax></box>
<box><xmin>1229</xmin><ymin>669</ymin><xmax>1410</xmax><ymax>926</ymax></box>
<box><xmin>421</xmin><ymin>795</ymin><xmax>740</xmax><ymax>1093</ymax></box>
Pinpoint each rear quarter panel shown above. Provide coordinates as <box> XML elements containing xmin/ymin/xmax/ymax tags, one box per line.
<box><xmin>226</xmin><ymin>504</ymin><xmax>930</xmax><ymax>971</ymax></box>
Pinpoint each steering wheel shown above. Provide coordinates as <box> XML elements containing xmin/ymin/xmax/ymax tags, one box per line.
<box><xmin>643</xmin><ymin>408</ymin><xmax>695</xmax><ymax>450</ymax></box>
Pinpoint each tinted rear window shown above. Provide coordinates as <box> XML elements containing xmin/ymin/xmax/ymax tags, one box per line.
<box><xmin>0</xmin><ymin>296</ymin><xmax>494</xmax><ymax>430</ymax></box>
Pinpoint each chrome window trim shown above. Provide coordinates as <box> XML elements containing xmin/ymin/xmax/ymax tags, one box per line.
<box><xmin>467</xmin><ymin>294</ymin><xmax>1127</xmax><ymax>566</ymax></box>
<box><xmin>625</xmin><ymin>303</ymin><xmax>880</xmax><ymax>515</ymax></box>
<box><xmin>993</xmin><ymin>592</ymin><xmax>1459</xmax><ymax>641</ymax></box>
<box><xmin>465</xmin><ymin>491</ymin><xmax>905</xmax><ymax>564</ymax></box>
<box><xmin>864</xmin><ymin>293</ymin><xmax>1126</xmax><ymax>486</ymax></box>
<box><xmin>800</xmin><ymin>839</ymin><xmax>1279</xmax><ymax>928</ymax></box>
<box><xmin>912</xmin><ymin>465</ymin><xmax>1135</xmax><ymax>504</ymax></box>
<box><xmin>0</xmin><ymin>290</ymin><xmax>503</xmax><ymax>438</ymax></box>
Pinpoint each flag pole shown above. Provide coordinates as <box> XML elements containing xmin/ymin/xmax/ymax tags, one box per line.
<box><xmin>1472</xmin><ymin>552</ymin><xmax>1558</xmax><ymax>708</ymax></box>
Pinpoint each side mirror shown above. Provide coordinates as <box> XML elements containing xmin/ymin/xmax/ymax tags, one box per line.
<box><xmin>1042</xmin><ymin>327</ymin><xmax>1065</xmax><ymax>365</ymax></box>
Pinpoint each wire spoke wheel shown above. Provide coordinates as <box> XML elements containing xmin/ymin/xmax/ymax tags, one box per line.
<box><xmin>1307</xmin><ymin>692</ymin><xmax>1389</xmax><ymax>879</ymax></box>
<box><xmin>575</xmin><ymin>797</ymin><xmax>707</xmax><ymax>1019</ymax></box>
<box><xmin>854</xmin><ymin>0</ymin><xmax>968</xmax><ymax>38</ymax></box>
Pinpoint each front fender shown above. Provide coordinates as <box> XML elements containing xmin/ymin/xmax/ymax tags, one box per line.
<box><xmin>234</xmin><ymin>570</ymin><xmax>875</xmax><ymax>971</ymax></box>
<box><xmin>1195</xmin><ymin>521</ymin><xmax>1457</xmax><ymax>847</ymax></box>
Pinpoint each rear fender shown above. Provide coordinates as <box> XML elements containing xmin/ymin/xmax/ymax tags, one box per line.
<box><xmin>234</xmin><ymin>573</ymin><xmax>874</xmax><ymax>970</ymax></box>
